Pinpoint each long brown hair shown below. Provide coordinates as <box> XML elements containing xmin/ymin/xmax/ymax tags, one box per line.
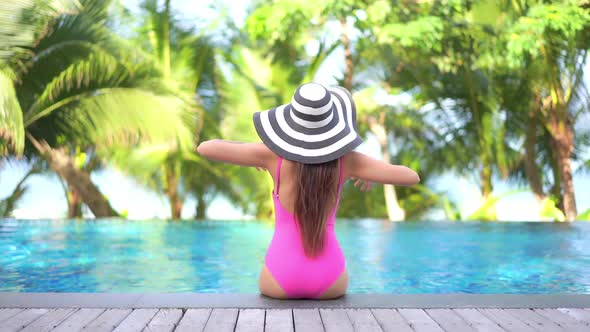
<box><xmin>294</xmin><ymin>158</ymin><xmax>340</xmax><ymax>258</ymax></box>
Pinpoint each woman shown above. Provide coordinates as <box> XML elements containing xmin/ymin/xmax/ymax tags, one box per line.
<box><xmin>197</xmin><ymin>82</ymin><xmax>420</xmax><ymax>299</ymax></box>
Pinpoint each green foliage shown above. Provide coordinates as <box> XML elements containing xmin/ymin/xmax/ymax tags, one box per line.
<box><xmin>577</xmin><ymin>208</ymin><xmax>590</xmax><ymax>221</ymax></box>
<box><xmin>540</xmin><ymin>197</ymin><xmax>566</xmax><ymax>222</ymax></box>
<box><xmin>503</xmin><ymin>3</ymin><xmax>590</xmax><ymax>64</ymax></box>
<box><xmin>1</xmin><ymin>0</ymin><xmax>589</xmax><ymax>220</ymax></box>
<box><xmin>466</xmin><ymin>190</ymin><xmax>523</xmax><ymax>221</ymax></box>
<box><xmin>217</xmin><ymin>46</ymin><xmax>277</xmax><ymax>218</ymax></box>
<box><xmin>2</xmin><ymin>0</ymin><xmax>193</xmax><ymax>156</ymax></box>
<box><xmin>339</xmin><ymin>182</ymin><xmax>387</xmax><ymax>218</ymax></box>
<box><xmin>376</xmin><ymin>16</ymin><xmax>444</xmax><ymax>52</ymax></box>
<box><xmin>102</xmin><ymin>0</ymin><xmax>237</xmax><ymax>219</ymax></box>
<box><xmin>410</xmin><ymin>185</ymin><xmax>462</xmax><ymax>221</ymax></box>
<box><xmin>0</xmin><ymin>71</ymin><xmax>24</xmax><ymax>154</ymax></box>
<box><xmin>215</xmin><ymin>28</ymin><xmax>343</xmax><ymax>218</ymax></box>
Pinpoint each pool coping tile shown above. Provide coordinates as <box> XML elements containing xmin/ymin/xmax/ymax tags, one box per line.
<box><xmin>1</xmin><ymin>293</ymin><xmax>589</xmax><ymax>308</ymax></box>
<box><xmin>0</xmin><ymin>293</ymin><xmax>142</xmax><ymax>308</ymax></box>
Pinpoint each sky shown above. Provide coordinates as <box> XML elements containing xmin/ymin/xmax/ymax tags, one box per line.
<box><xmin>0</xmin><ymin>0</ymin><xmax>589</xmax><ymax>220</ymax></box>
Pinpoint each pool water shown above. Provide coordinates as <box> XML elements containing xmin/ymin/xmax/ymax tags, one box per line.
<box><xmin>1</xmin><ymin>219</ymin><xmax>589</xmax><ymax>293</ymax></box>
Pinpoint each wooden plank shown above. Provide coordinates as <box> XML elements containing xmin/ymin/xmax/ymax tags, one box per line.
<box><xmin>265</xmin><ymin>309</ymin><xmax>294</xmax><ymax>332</ymax></box>
<box><xmin>534</xmin><ymin>309</ymin><xmax>589</xmax><ymax>331</ymax></box>
<box><xmin>202</xmin><ymin>308</ymin><xmax>239</xmax><ymax>332</ymax></box>
<box><xmin>20</xmin><ymin>308</ymin><xmax>75</xmax><ymax>332</ymax></box>
<box><xmin>320</xmin><ymin>309</ymin><xmax>354</xmax><ymax>332</ymax></box>
<box><xmin>397</xmin><ymin>309</ymin><xmax>444</xmax><ymax>332</ymax></box>
<box><xmin>504</xmin><ymin>309</ymin><xmax>565</xmax><ymax>332</ymax></box>
<box><xmin>425</xmin><ymin>309</ymin><xmax>475</xmax><ymax>332</ymax></box>
<box><xmin>235</xmin><ymin>309</ymin><xmax>265</xmax><ymax>332</ymax></box>
<box><xmin>0</xmin><ymin>309</ymin><xmax>23</xmax><ymax>323</ymax></box>
<box><xmin>52</xmin><ymin>308</ymin><xmax>105</xmax><ymax>332</ymax></box>
<box><xmin>0</xmin><ymin>308</ymin><xmax>49</xmax><ymax>332</ymax></box>
<box><xmin>293</xmin><ymin>309</ymin><xmax>323</xmax><ymax>332</ymax></box>
<box><xmin>175</xmin><ymin>309</ymin><xmax>212</xmax><ymax>332</ymax></box>
<box><xmin>112</xmin><ymin>308</ymin><xmax>158</xmax><ymax>332</ymax></box>
<box><xmin>478</xmin><ymin>308</ymin><xmax>535</xmax><ymax>332</ymax></box>
<box><xmin>370</xmin><ymin>309</ymin><xmax>412</xmax><ymax>332</ymax></box>
<box><xmin>557</xmin><ymin>308</ymin><xmax>590</xmax><ymax>324</ymax></box>
<box><xmin>452</xmin><ymin>309</ymin><xmax>504</xmax><ymax>332</ymax></box>
<box><xmin>144</xmin><ymin>309</ymin><xmax>183</xmax><ymax>332</ymax></box>
<box><xmin>345</xmin><ymin>309</ymin><xmax>383</xmax><ymax>332</ymax></box>
<box><xmin>84</xmin><ymin>308</ymin><xmax>132</xmax><ymax>332</ymax></box>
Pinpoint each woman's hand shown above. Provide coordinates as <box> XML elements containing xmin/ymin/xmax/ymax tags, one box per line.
<box><xmin>351</xmin><ymin>177</ymin><xmax>374</xmax><ymax>191</ymax></box>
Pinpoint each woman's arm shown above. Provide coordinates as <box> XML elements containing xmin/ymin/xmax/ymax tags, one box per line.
<box><xmin>196</xmin><ymin>139</ymin><xmax>274</xmax><ymax>169</ymax></box>
<box><xmin>345</xmin><ymin>151</ymin><xmax>420</xmax><ymax>186</ymax></box>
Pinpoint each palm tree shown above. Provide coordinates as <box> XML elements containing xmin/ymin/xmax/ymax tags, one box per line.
<box><xmin>490</xmin><ymin>1</ymin><xmax>590</xmax><ymax>221</ymax></box>
<box><xmin>216</xmin><ymin>32</ymin><xmax>341</xmax><ymax>219</ymax></box>
<box><xmin>356</xmin><ymin>0</ymin><xmax>534</xmax><ymax>221</ymax></box>
<box><xmin>1</xmin><ymin>0</ymin><xmax>193</xmax><ymax>217</ymax></box>
<box><xmin>105</xmin><ymin>0</ymin><xmax>235</xmax><ymax>219</ymax></box>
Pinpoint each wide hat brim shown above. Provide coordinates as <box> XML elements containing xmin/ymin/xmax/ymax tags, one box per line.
<box><xmin>253</xmin><ymin>85</ymin><xmax>363</xmax><ymax>164</ymax></box>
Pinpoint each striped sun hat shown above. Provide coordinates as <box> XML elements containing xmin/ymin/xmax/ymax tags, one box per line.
<box><xmin>253</xmin><ymin>82</ymin><xmax>363</xmax><ymax>164</ymax></box>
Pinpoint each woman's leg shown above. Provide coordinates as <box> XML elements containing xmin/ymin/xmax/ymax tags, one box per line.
<box><xmin>258</xmin><ymin>264</ymin><xmax>289</xmax><ymax>299</ymax></box>
<box><xmin>315</xmin><ymin>269</ymin><xmax>349</xmax><ymax>300</ymax></box>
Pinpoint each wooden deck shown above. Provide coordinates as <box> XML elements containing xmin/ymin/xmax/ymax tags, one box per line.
<box><xmin>1</xmin><ymin>307</ymin><xmax>589</xmax><ymax>331</ymax></box>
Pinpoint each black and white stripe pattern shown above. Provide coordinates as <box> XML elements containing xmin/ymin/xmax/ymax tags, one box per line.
<box><xmin>253</xmin><ymin>82</ymin><xmax>363</xmax><ymax>164</ymax></box>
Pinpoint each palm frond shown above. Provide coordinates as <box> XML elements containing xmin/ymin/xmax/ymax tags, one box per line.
<box><xmin>25</xmin><ymin>51</ymin><xmax>125</xmax><ymax>123</ymax></box>
<box><xmin>0</xmin><ymin>70</ymin><xmax>25</xmax><ymax>154</ymax></box>
<box><xmin>1</xmin><ymin>0</ymin><xmax>85</xmax><ymax>72</ymax></box>
<box><xmin>66</xmin><ymin>88</ymin><xmax>195</xmax><ymax>151</ymax></box>
<box><xmin>0</xmin><ymin>1</ymin><xmax>40</xmax><ymax>81</ymax></box>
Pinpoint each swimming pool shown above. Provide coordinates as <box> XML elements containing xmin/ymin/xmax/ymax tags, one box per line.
<box><xmin>1</xmin><ymin>219</ymin><xmax>589</xmax><ymax>293</ymax></box>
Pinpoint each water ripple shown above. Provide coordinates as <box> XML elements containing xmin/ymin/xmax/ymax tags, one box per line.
<box><xmin>1</xmin><ymin>219</ymin><xmax>589</xmax><ymax>293</ymax></box>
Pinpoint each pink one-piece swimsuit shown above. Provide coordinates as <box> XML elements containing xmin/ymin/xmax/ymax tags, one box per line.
<box><xmin>264</xmin><ymin>156</ymin><xmax>347</xmax><ymax>299</ymax></box>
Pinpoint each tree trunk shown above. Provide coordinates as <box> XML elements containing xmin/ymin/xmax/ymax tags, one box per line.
<box><xmin>27</xmin><ymin>134</ymin><xmax>118</xmax><ymax>217</ymax></box>
<box><xmin>341</xmin><ymin>16</ymin><xmax>353</xmax><ymax>91</ymax></box>
<box><xmin>162</xmin><ymin>0</ymin><xmax>171</xmax><ymax>79</ymax></box>
<box><xmin>478</xmin><ymin>163</ymin><xmax>496</xmax><ymax>221</ymax></box>
<box><xmin>67</xmin><ymin>187</ymin><xmax>83</xmax><ymax>218</ymax></box>
<box><xmin>547</xmin><ymin>117</ymin><xmax>577</xmax><ymax>221</ymax></box>
<box><xmin>480</xmin><ymin>160</ymin><xmax>493</xmax><ymax>200</ymax></box>
<box><xmin>544</xmin><ymin>129</ymin><xmax>564</xmax><ymax>211</ymax></box>
<box><xmin>523</xmin><ymin>112</ymin><xmax>548</xmax><ymax>218</ymax></box>
<box><xmin>165</xmin><ymin>165</ymin><xmax>182</xmax><ymax>219</ymax></box>
<box><xmin>159</xmin><ymin>0</ymin><xmax>183</xmax><ymax>219</ymax></box>
<box><xmin>196</xmin><ymin>193</ymin><xmax>206</xmax><ymax>220</ymax></box>
<box><xmin>539</xmin><ymin>49</ymin><xmax>578</xmax><ymax>220</ymax></box>
<box><xmin>464</xmin><ymin>69</ymin><xmax>495</xmax><ymax>215</ymax></box>
<box><xmin>368</xmin><ymin>114</ymin><xmax>405</xmax><ymax>221</ymax></box>
<box><xmin>382</xmin><ymin>152</ymin><xmax>405</xmax><ymax>222</ymax></box>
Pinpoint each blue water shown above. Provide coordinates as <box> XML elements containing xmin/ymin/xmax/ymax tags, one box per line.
<box><xmin>1</xmin><ymin>219</ymin><xmax>589</xmax><ymax>293</ymax></box>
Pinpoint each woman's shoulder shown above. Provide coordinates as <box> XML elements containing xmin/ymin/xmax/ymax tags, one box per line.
<box><xmin>253</xmin><ymin>144</ymin><xmax>281</xmax><ymax>169</ymax></box>
<box><xmin>250</xmin><ymin>142</ymin><xmax>275</xmax><ymax>156</ymax></box>
<box><xmin>342</xmin><ymin>151</ymin><xmax>363</xmax><ymax>174</ymax></box>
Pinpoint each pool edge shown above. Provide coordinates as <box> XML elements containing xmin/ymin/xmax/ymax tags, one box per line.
<box><xmin>0</xmin><ymin>293</ymin><xmax>589</xmax><ymax>308</ymax></box>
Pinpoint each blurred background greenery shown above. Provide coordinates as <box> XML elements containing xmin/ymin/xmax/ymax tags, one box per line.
<box><xmin>1</xmin><ymin>0</ymin><xmax>589</xmax><ymax>222</ymax></box>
